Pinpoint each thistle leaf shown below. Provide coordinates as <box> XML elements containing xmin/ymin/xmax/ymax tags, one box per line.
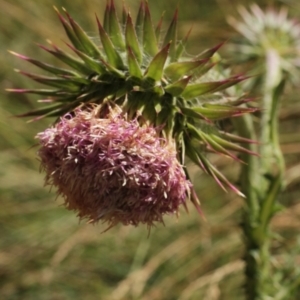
<box><xmin>198</xmin><ymin>152</ymin><xmax>245</xmax><ymax>197</ymax></box>
<box><xmin>103</xmin><ymin>0</ymin><xmax>110</xmax><ymax>32</ymax></box>
<box><xmin>96</xmin><ymin>16</ymin><xmax>124</xmax><ymax>69</ymax></box>
<box><xmin>203</xmin><ymin>103</ymin><xmax>257</xmax><ymax>118</ymax></box>
<box><xmin>54</xmin><ymin>7</ymin><xmax>84</xmax><ymax>52</ymax></box>
<box><xmin>191</xmin><ymin>105</ymin><xmax>253</xmax><ymax>120</ymax></box>
<box><xmin>181</xmin><ymin>77</ymin><xmax>247</xmax><ymax>100</ymax></box>
<box><xmin>7</xmin><ymin>88</ymin><xmax>66</xmax><ymax>96</ymax></box>
<box><xmin>155</xmin><ymin>13</ymin><xmax>164</xmax><ymax>41</ymax></box>
<box><xmin>125</xmin><ymin>13</ymin><xmax>142</xmax><ymax>64</ymax></box>
<box><xmin>17</xmin><ymin>70</ymin><xmax>81</xmax><ymax>90</ymax></box>
<box><xmin>144</xmin><ymin>43</ymin><xmax>170</xmax><ymax>81</ymax></box>
<box><xmin>164</xmin><ymin>59</ymin><xmax>209</xmax><ymax>81</ymax></box>
<box><xmin>211</xmin><ymin>134</ymin><xmax>258</xmax><ymax>156</ymax></box>
<box><xmin>199</xmin><ymin>131</ymin><xmax>241</xmax><ymax>161</ymax></box>
<box><xmin>109</xmin><ymin>0</ymin><xmax>125</xmax><ymax>50</ymax></box>
<box><xmin>181</xmin><ymin>81</ymin><xmax>225</xmax><ymax>99</ymax></box>
<box><xmin>135</xmin><ymin>1</ymin><xmax>145</xmax><ymax>44</ymax></box>
<box><xmin>9</xmin><ymin>51</ymin><xmax>79</xmax><ymax>77</ymax></box>
<box><xmin>39</xmin><ymin>44</ymin><xmax>91</xmax><ymax>74</ymax></box>
<box><xmin>156</xmin><ymin>105</ymin><xmax>173</xmax><ymax>127</ymax></box>
<box><xmin>99</xmin><ymin>58</ymin><xmax>125</xmax><ymax>78</ymax></box>
<box><xmin>67</xmin><ymin>43</ymin><xmax>106</xmax><ymax>74</ymax></box>
<box><xmin>189</xmin><ymin>147</ymin><xmax>244</xmax><ymax>196</ymax></box>
<box><xmin>186</xmin><ymin>123</ymin><xmax>205</xmax><ymax>142</ymax></box>
<box><xmin>218</xmin><ymin>131</ymin><xmax>259</xmax><ymax>144</ymax></box>
<box><xmin>127</xmin><ymin>47</ymin><xmax>143</xmax><ymax>79</ymax></box>
<box><xmin>165</xmin><ymin>76</ymin><xmax>191</xmax><ymax>96</ymax></box>
<box><xmin>122</xmin><ymin>2</ymin><xmax>127</xmax><ymax>27</ymax></box>
<box><xmin>143</xmin><ymin>1</ymin><xmax>158</xmax><ymax>56</ymax></box>
<box><xmin>179</xmin><ymin>105</ymin><xmax>210</xmax><ymax>122</ymax></box>
<box><xmin>16</xmin><ymin>103</ymin><xmax>64</xmax><ymax>118</ymax></box>
<box><xmin>195</xmin><ymin>151</ymin><xmax>228</xmax><ymax>192</ymax></box>
<box><xmin>143</xmin><ymin>96</ymin><xmax>160</xmax><ymax>122</ymax></box>
<box><xmin>64</xmin><ymin>10</ymin><xmax>103</xmax><ymax>59</ymax></box>
<box><xmin>197</xmin><ymin>42</ymin><xmax>225</xmax><ymax>59</ymax></box>
<box><xmin>152</xmin><ymin>85</ymin><xmax>164</xmax><ymax>96</ymax></box>
<box><xmin>163</xmin><ymin>8</ymin><xmax>178</xmax><ymax>61</ymax></box>
<box><xmin>180</xmin><ymin>139</ymin><xmax>186</xmax><ymax>165</ymax></box>
<box><xmin>184</xmin><ymin>140</ymin><xmax>208</xmax><ymax>173</ymax></box>
<box><xmin>192</xmin><ymin>62</ymin><xmax>216</xmax><ymax>80</ymax></box>
<box><xmin>212</xmin><ymin>75</ymin><xmax>248</xmax><ymax>93</ymax></box>
<box><xmin>175</xmin><ymin>26</ymin><xmax>192</xmax><ymax>60</ymax></box>
<box><xmin>154</xmin><ymin>98</ymin><xmax>162</xmax><ymax>114</ymax></box>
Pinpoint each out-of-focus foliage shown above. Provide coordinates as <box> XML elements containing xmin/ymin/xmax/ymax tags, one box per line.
<box><xmin>1</xmin><ymin>0</ymin><xmax>299</xmax><ymax>299</ymax></box>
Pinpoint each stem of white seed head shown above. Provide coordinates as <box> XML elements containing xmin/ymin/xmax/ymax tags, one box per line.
<box><xmin>233</xmin><ymin>48</ymin><xmax>286</xmax><ymax>299</ymax></box>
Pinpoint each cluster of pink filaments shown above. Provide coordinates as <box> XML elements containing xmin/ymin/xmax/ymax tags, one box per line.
<box><xmin>36</xmin><ymin>105</ymin><xmax>191</xmax><ymax>227</ymax></box>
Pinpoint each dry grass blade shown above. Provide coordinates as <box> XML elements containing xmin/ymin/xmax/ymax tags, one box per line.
<box><xmin>178</xmin><ymin>260</ymin><xmax>244</xmax><ymax>300</ymax></box>
<box><xmin>111</xmin><ymin>234</ymin><xmax>200</xmax><ymax>300</ymax></box>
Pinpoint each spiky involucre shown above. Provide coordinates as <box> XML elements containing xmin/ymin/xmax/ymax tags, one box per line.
<box><xmin>37</xmin><ymin>104</ymin><xmax>191</xmax><ymax>227</ymax></box>
<box><xmin>10</xmin><ymin>0</ymin><xmax>258</xmax><ymax>213</ymax></box>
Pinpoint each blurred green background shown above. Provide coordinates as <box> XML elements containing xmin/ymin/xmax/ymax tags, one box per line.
<box><xmin>1</xmin><ymin>0</ymin><xmax>300</xmax><ymax>299</ymax></box>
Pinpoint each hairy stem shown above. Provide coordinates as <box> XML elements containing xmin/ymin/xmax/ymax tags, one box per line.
<box><xmin>233</xmin><ymin>49</ymin><xmax>285</xmax><ymax>299</ymax></box>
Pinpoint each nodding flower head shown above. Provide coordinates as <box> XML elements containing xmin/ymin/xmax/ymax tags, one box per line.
<box><xmin>36</xmin><ymin>104</ymin><xmax>191</xmax><ymax>228</ymax></box>
<box><xmin>11</xmin><ymin>0</ymin><xmax>259</xmax><ymax>228</ymax></box>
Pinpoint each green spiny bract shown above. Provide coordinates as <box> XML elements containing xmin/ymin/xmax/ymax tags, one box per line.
<box><xmin>10</xmin><ymin>0</ymin><xmax>257</xmax><ymax>214</ymax></box>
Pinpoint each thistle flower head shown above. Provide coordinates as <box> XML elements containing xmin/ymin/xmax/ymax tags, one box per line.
<box><xmin>37</xmin><ymin>104</ymin><xmax>191</xmax><ymax>227</ymax></box>
<box><xmin>10</xmin><ymin>0</ymin><xmax>258</xmax><ymax>227</ymax></box>
<box><xmin>228</xmin><ymin>4</ymin><xmax>300</xmax><ymax>84</ymax></box>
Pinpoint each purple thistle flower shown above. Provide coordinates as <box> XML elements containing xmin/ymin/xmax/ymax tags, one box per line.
<box><xmin>36</xmin><ymin>105</ymin><xmax>191</xmax><ymax>228</ymax></box>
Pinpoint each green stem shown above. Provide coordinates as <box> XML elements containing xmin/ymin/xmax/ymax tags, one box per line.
<box><xmin>233</xmin><ymin>49</ymin><xmax>286</xmax><ymax>299</ymax></box>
